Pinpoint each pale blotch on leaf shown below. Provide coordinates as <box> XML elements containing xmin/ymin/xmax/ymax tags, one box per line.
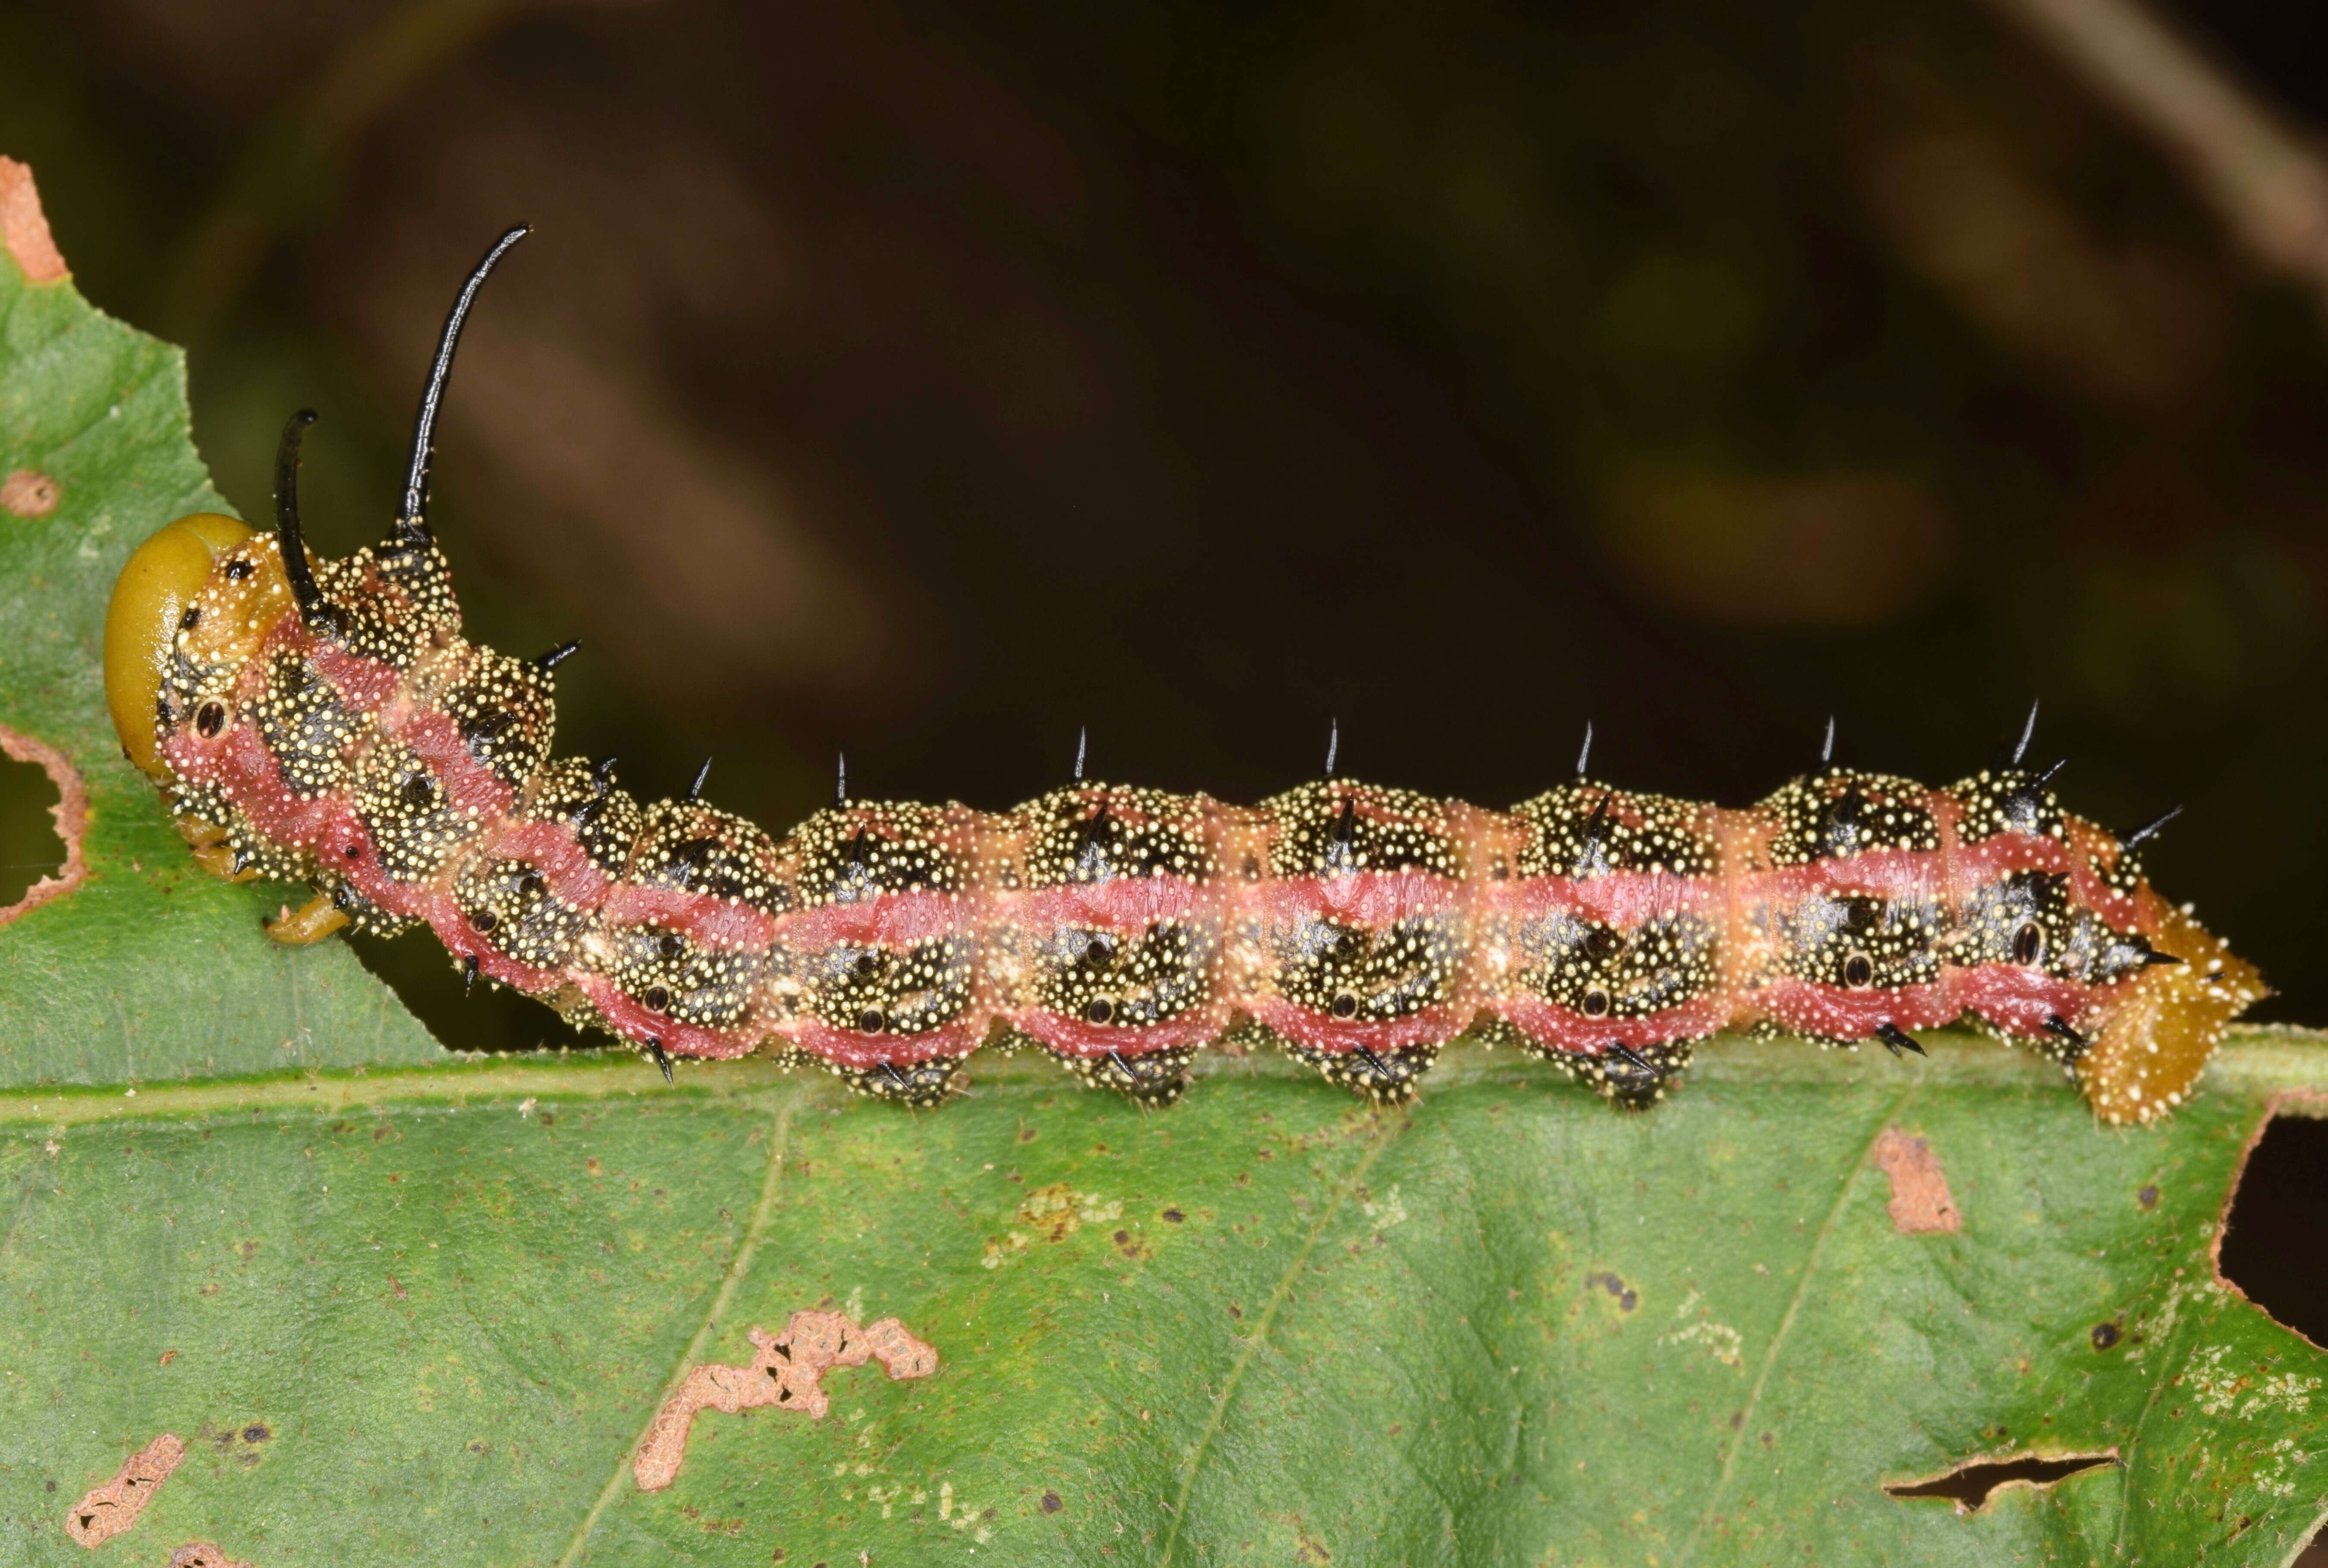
<box><xmin>63</xmin><ymin>1432</ymin><xmax>183</xmax><ymax>1547</ymax></box>
<box><xmin>633</xmin><ymin>1311</ymin><xmax>938</xmax><ymax>1492</ymax></box>
<box><xmin>1</xmin><ymin>468</ymin><xmax>59</xmax><ymax>517</ymax></box>
<box><xmin>169</xmin><ymin>1545</ymin><xmax>255</xmax><ymax>1568</ymax></box>
<box><xmin>1873</xmin><ymin>1126</ymin><xmax>1960</xmax><ymax>1234</ymax></box>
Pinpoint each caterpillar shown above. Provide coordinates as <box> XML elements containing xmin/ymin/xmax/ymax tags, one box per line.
<box><xmin>101</xmin><ymin>226</ymin><xmax>2264</xmax><ymax>1125</ymax></box>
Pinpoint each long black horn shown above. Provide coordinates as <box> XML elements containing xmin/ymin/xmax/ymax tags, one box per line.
<box><xmin>274</xmin><ymin>408</ymin><xmax>327</xmax><ymax>625</ymax></box>
<box><xmin>396</xmin><ymin>223</ymin><xmax>530</xmax><ymax>541</ymax></box>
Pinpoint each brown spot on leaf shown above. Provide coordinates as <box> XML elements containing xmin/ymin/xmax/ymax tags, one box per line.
<box><xmin>63</xmin><ymin>1432</ymin><xmax>183</xmax><ymax>1547</ymax></box>
<box><xmin>1872</xmin><ymin>1127</ymin><xmax>1959</xmax><ymax>1234</ymax></box>
<box><xmin>2</xmin><ymin>469</ymin><xmax>59</xmax><ymax>517</ymax></box>
<box><xmin>633</xmin><ymin>1311</ymin><xmax>937</xmax><ymax>1492</ymax></box>
<box><xmin>168</xmin><ymin>1545</ymin><xmax>254</xmax><ymax>1568</ymax></box>
<box><xmin>0</xmin><ymin>723</ymin><xmax>87</xmax><ymax>930</ymax></box>
<box><xmin>0</xmin><ymin>159</ymin><xmax>69</xmax><ymax>285</ymax></box>
<box><xmin>1160</xmin><ymin>1207</ymin><xmax>1184</xmax><ymax>1223</ymax></box>
<box><xmin>2090</xmin><ymin>1320</ymin><xmax>2121</xmax><ymax>1350</ymax></box>
<box><xmin>1040</xmin><ymin>1489</ymin><xmax>1062</xmax><ymax>1513</ymax></box>
<box><xmin>2137</xmin><ymin>1184</ymin><xmax>2159</xmax><ymax>1210</ymax></box>
<box><xmin>1585</xmin><ymin>1271</ymin><xmax>1639</xmax><ymax>1312</ymax></box>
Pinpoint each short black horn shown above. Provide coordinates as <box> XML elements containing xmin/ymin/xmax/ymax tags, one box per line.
<box><xmin>274</xmin><ymin>408</ymin><xmax>327</xmax><ymax>626</ymax></box>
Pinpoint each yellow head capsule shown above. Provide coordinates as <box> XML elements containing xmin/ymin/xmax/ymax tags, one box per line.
<box><xmin>104</xmin><ymin>512</ymin><xmax>257</xmax><ymax>779</ymax></box>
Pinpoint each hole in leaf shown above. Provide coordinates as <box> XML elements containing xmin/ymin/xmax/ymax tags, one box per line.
<box><xmin>344</xmin><ymin>927</ymin><xmax>596</xmax><ymax>1056</ymax></box>
<box><xmin>2218</xmin><ymin>1109</ymin><xmax>2328</xmax><ymax>1347</ymax></box>
<box><xmin>0</xmin><ymin>749</ymin><xmax>62</xmax><ymax>910</ymax></box>
<box><xmin>1884</xmin><ymin>1452</ymin><xmax>2118</xmax><ymax>1513</ymax></box>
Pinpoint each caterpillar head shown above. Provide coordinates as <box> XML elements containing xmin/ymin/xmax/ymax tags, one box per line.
<box><xmin>103</xmin><ymin>510</ymin><xmax>267</xmax><ymax>779</ymax></box>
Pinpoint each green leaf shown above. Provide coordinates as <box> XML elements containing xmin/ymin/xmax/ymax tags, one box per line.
<box><xmin>3</xmin><ymin>179</ymin><xmax>2325</xmax><ymax>1568</ymax></box>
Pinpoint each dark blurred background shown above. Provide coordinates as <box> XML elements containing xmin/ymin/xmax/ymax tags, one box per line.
<box><xmin>1</xmin><ymin>0</ymin><xmax>2324</xmax><ymax>1057</ymax></box>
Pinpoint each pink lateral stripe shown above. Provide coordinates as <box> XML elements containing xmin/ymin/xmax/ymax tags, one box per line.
<box><xmin>771</xmin><ymin>1015</ymin><xmax>982</xmax><ymax>1070</ymax></box>
<box><xmin>1952</xmin><ymin>834</ymin><xmax>2079</xmax><ymax>883</ymax></box>
<box><xmin>303</xmin><ymin>638</ymin><xmax>402</xmax><ymax>716</ymax></box>
<box><xmin>1747</xmin><ymin>976</ymin><xmax>1955</xmax><ymax>1038</ymax></box>
<box><xmin>1248</xmin><ymin>870</ymin><xmax>1461</xmax><ymax>927</ymax></box>
<box><xmin>392</xmin><ymin>707</ymin><xmax>519</xmax><ymax>823</ymax></box>
<box><xmin>160</xmin><ymin>723</ymin><xmax>344</xmax><ymax>851</ymax></box>
<box><xmin>574</xmin><ymin>976</ymin><xmax>759</xmax><ymax>1059</ymax></box>
<box><xmin>598</xmin><ymin>883</ymin><xmax>778</xmax><ymax>949</ymax></box>
<box><xmin>775</xmin><ymin>889</ymin><xmax>972</xmax><ymax>949</ymax></box>
<box><xmin>992</xmin><ymin>876</ymin><xmax>1208</xmax><ymax>930</ymax></box>
<box><xmin>1488</xmin><ymin>869</ymin><xmax>1722</xmax><ymax>927</ymax></box>
<box><xmin>1738</xmin><ymin>847</ymin><xmax>1950</xmax><ymax>906</ymax></box>
<box><xmin>1246</xmin><ymin>995</ymin><xmax>1469</xmax><ymax>1055</ymax></box>
<box><xmin>1489</xmin><ymin>995</ymin><xmax>1728</xmax><ymax>1055</ymax></box>
<box><xmin>484</xmin><ymin>817</ymin><xmax>617</xmax><ymax>909</ymax></box>
<box><xmin>1946</xmin><ymin>963</ymin><xmax>2105</xmax><ymax>1037</ymax></box>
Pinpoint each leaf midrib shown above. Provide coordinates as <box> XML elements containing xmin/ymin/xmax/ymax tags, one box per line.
<box><xmin>3</xmin><ymin>1031</ymin><xmax>2322</xmax><ymax>1130</ymax></box>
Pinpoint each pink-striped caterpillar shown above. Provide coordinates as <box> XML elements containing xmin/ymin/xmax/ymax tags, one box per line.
<box><xmin>101</xmin><ymin>226</ymin><xmax>2263</xmax><ymax>1124</ymax></box>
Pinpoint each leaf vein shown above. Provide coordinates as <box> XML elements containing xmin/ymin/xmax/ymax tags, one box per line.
<box><xmin>1673</xmin><ymin>1081</ymin><xmax>1916</xmax><ymax>1566</ymax></box>
<box><xmin>551</xmin><ymin>1086</ymin><xmax>803</xmax><ymax>1567</ymax></box>
<box><xmin>1157</xmin><ymin>1109</ymin><xmax>1409</xmax><ymax>1566</ymax></box>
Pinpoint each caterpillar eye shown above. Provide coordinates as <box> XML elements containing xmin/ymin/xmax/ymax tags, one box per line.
<box><xmin>856</xmin><ymin>1008</ymin><xmax>885</xmax><ymax>1034</ymax></box>
<box><xmin>1585</xmin><ymin>927</ymin><xmax>1622</xmax><ymax>961</ymax></box>
<box><xmin>1580</xmin><ymin>985</ymin><xmax>1613</xmax><ymax>1018</ymax></box>
<box><xmin>194</xmin><ymin>701</ymin><xmax>227</xmax><ymax>738</ymax></box>
<box><xmin>1842</xmin><ymin>950</ymin><xmax>1876</xmax><ymax>989</ymax></box>
<box><xmin>1084</xmin><ymin>996</ymin><xmax>1116</xmax><ymax>1025</ymax></box>
<box><xmin>400</xmin><ymin>773</ymin><xmax>435</xmax><ymax>808</ymax></box>
<box><xmin>224</xmin><ymin>558</ymin><xmax>254</xmax><ymax>581</ymax></box>
<box><xmin>659</xmin><ymin>931</ymin><xmax>687</xmax><ymax>962</ymax></box>
<box><xmin>2013</xmin><ymin>921</ymin><xmax>2044</xmax><ymax>966</ymax></box>
<box><xmin>643</xmin><ymin>984</ymin><xmax>670</xmax><ymax>1012</ymax></box>
<box><xmin>516</xmin><ymin>869</ymin><xmax>545</xmax><ymax>897</ymax></box>
<box><xmin>472</xmin><ymin>908</ymin><xmax>499</xmax><ymax>934</ymax></box>
<box><xmin>1330</xmin><ymin>990</ymin><xmax>1360</xmax><ymax>1019</ymax></box>
<box><xmin>851</xmin><ymin>950</ymin><xmax>878</xmax><ymax>979</ymax></box>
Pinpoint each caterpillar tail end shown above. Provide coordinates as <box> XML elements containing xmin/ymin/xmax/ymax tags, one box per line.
<box><xmin>2077</xmin><ymin>904</ymin><xmax>2266</xmax><ymax>1125</ymax></box>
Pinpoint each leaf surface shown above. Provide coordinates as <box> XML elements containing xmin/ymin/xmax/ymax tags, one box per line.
<box><xmin>2</xmin><ymin>184</ymin><xmax>2324</xmax><ymax>1568</ymax></box>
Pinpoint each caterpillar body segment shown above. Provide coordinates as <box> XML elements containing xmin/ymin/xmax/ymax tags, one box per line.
<box><xmin>101</xmin><ymin>227</ymin><xmax>2263</xmax><ymax>1123</ymax></box>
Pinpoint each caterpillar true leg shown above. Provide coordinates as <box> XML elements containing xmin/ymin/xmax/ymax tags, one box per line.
<box><xmin>102</xmin><ymin>226</ymin><xmax>2264</xmax><ymax>1124</ymax></box>
<box><xmin>266</xmin><ymin>892</ymin><xmax>352</xmax><ymax>946</ymax></box>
